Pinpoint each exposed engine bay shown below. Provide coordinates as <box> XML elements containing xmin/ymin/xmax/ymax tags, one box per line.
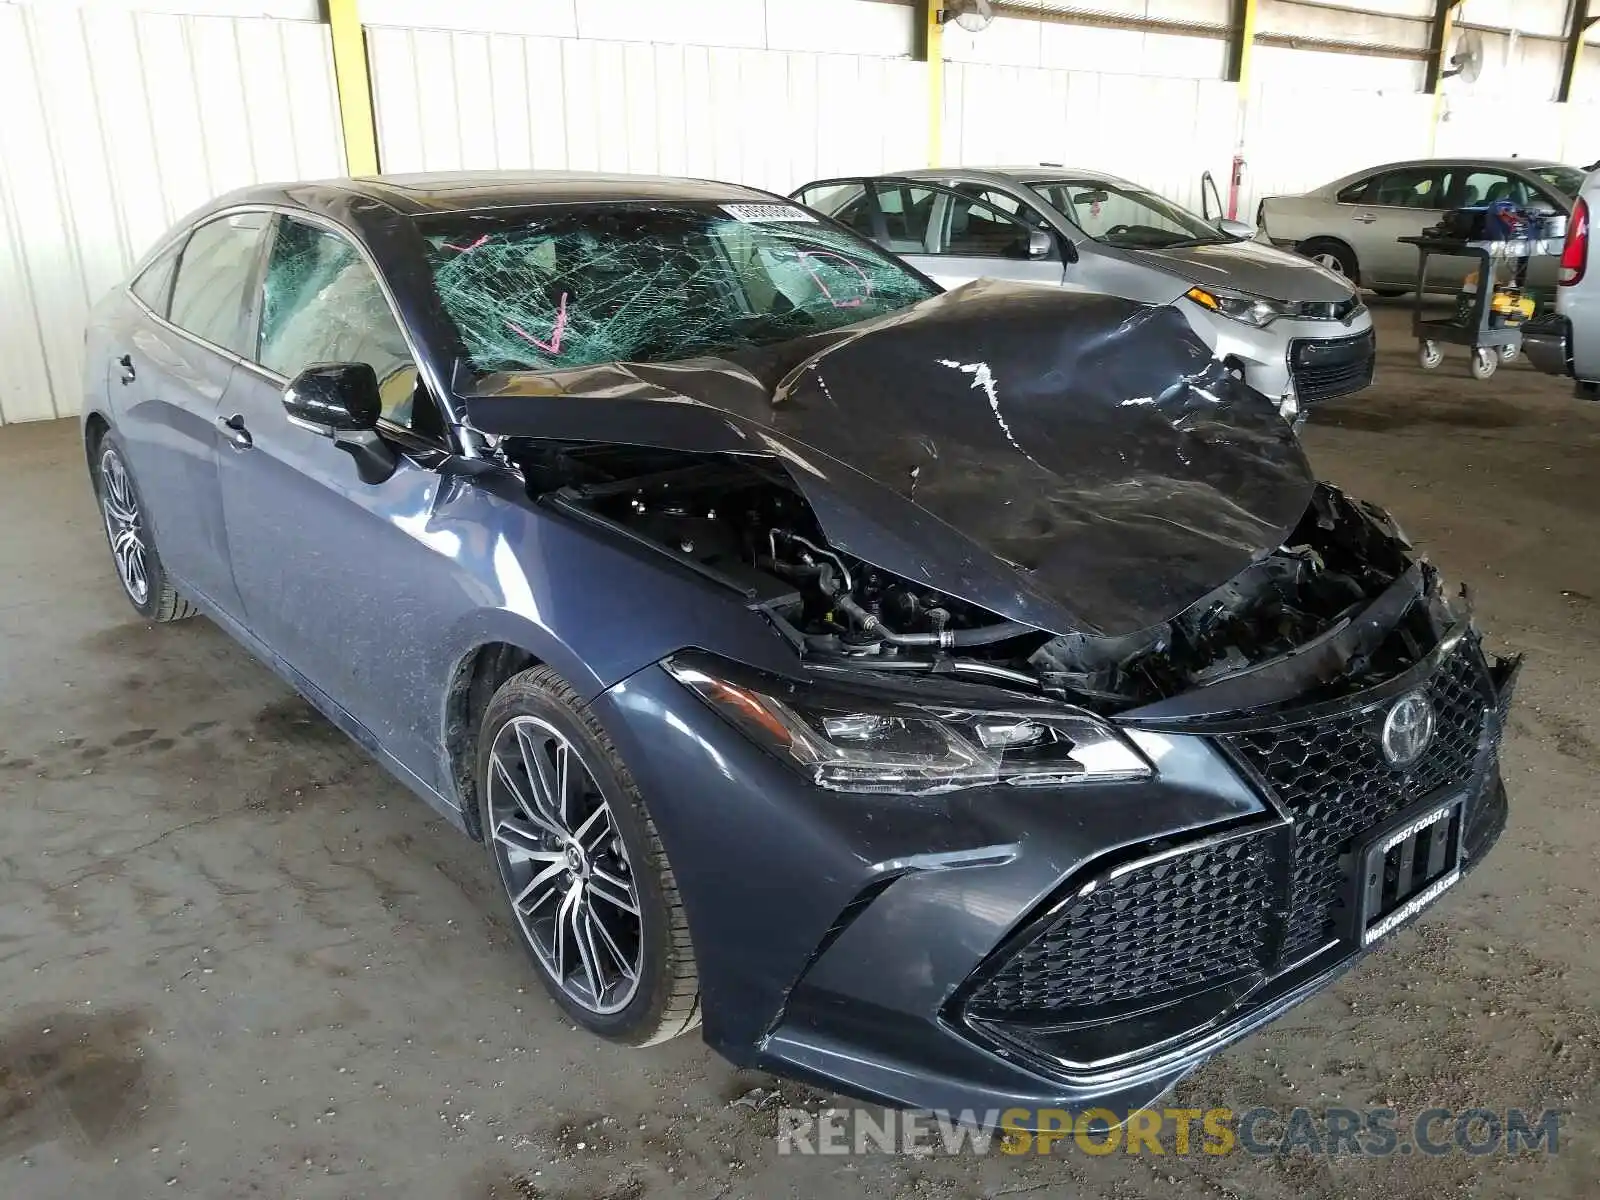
<box><xmin>512</xmin><ymin>441</ymin><xmax>1454</xmax><ymax>713</ymax></box>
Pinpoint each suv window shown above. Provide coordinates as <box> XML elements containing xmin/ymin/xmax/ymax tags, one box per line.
<box><xmin>258</xmin><ymin>216</ymin><xmax>424</xmax><ymax>429</ymax></box>
<box><xmin>168</xmin><ymin>212</ymin><xmax>270</xmax><ymax>354</ymax></box>
<box><xmin>938</xmin><ymin>190</ymin><xmax>1041</xmax><ymax>258</ymax></box>
<box><xmin>1370</xmin><ymin>167</ymin><xmax>1449</xmax><ymax>209</ymax></box>
<box><xmin>131</xmin><ymin>241</ymin><xmax>182</xmax><ymax>317</ymax></box>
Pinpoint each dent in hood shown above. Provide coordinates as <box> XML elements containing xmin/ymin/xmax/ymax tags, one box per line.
<box><xmin>1127</xmin><ymin>238</ymin><xmax>1355</xmax><ymax>303</ymax></box>
<box><xmin>462</xmin><ymin>280</ymin><xmax>1316</xmax><ymax>638</ymax></box>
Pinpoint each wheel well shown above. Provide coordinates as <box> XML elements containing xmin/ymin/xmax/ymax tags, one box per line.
<box><xmin>1300</xmin><ymin>237</ymin><xmax>1359</xmax><ymax>279</ymax></box>
<box><xmin>444</xmin><ymin>642</ymin><xmax>543</xmax><ymax>840</ymax></box>
<box><xmin>84</xmin><ymin>413</ymin><xmax>110</xmax><ymax>471</ymax></box>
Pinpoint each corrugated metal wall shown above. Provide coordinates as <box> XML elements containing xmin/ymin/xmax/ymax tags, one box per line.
<box><xmin>0</xmin><ymin>6</ymin><xmax>343</xmax><ymax>425</ymax></box>
<box><xmin>942</xmin><ymin>63</ymin><xmax>1239</xmax><ymax>216</ymax></box>
<box><xmin>365</xmin><ymin>24</ymin><xmax>927</xmax><ymax>194</ymax></box>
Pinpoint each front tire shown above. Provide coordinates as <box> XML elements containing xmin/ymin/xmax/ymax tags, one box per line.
<box><xmin>92</xmin><ymin>432</ymin><xmax>197</xmax><ymax>622</ymax></box>
<box><xmin>478</xmin><ymin>666</ymin><xmax>700</xmax><ymax>1045</ymax></box>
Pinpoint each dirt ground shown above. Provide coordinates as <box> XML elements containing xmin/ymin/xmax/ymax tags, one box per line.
<box><xmin>3</xmin><ymin>301</ymin><xmax>1599</xmax><ymax>1199</ymax></box>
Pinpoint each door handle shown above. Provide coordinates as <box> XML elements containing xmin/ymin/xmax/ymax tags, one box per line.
<box><xmin>218</xmin><ymin>413</ymin><xmax>253</xmax><ymax>450</ymax></box>
<box><xmin>1354</xmin><ymin>212</ymin><xmax>1378</xmax><ymax>224</ymax></box>
<box><xmin>117</xmin><ymin>354</ymin><xmax>136</xmax><ymax>385</ymax></box>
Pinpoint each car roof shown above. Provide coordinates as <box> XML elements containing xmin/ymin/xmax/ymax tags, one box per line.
<box><xmin>1341</xmin><ymin>157</ymin><xmax>1571</xmax><ymax>177</ymax></box>
<box><xmin>885</xmin><ymin>166</ymin><xmax>1135</xmax><ymax>188</ymax></box>
<box><xmin>216</xmin><ymin>170</ymin><xmax>782</xmax><ymax>216</ymax></box>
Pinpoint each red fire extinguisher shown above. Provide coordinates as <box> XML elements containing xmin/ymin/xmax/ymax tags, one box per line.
<box><xmin>1226</xmin><ymin>152</ymin><xmax>1246</xmax><ymax>221</ymax></box>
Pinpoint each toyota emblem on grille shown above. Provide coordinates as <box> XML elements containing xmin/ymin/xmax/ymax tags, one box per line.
<box><xmin>1381</xmin><ymin>691</ymin><xmax>1436</xmax><ymax>767</ymax></box>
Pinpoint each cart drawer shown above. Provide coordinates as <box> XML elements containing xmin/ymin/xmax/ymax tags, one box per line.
<box><xmin>1290</xmin><ymin>330</ymin><xmax>1376</xmax><ymax>403</ymax></box>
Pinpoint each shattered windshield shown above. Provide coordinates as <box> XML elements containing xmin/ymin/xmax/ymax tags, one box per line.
<box><xmin>1027</xmin><ymin>179</ymin><xmax>1226</xmax><ymax>250</ymax></box>
<box><xmin>419</xmin><ymin>203</ymin><xmax>937</xmax><ymax>373</ymax></box>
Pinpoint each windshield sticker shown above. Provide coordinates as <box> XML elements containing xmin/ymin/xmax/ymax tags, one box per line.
<box><xmin>721</xmin><ymin>203</ymin><xmax>817</xmax><ymax>224</ymax></box>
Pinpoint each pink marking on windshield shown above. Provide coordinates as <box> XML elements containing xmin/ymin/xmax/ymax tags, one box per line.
<box><xmin>798</xmin><ymin>251</ymin><xmax>873</xmax><ymax>308</ymax></box>
<box><xmin>505</xmin><ymin>292</ymin><xmax>569</xmax><ymax>355</ymax></box>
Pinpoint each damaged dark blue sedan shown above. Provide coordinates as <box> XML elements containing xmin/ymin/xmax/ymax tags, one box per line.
<box><xmin>82</xmin><ymin>172</ymin><xmax>1518</xmax><ymax>1119</ymax></box>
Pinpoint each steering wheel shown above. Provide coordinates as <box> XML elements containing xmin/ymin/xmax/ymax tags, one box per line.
<box><xmin>1103</xmin><ymin>223</ymin><xmax>1134</xmax><ymax>238</ymax></box>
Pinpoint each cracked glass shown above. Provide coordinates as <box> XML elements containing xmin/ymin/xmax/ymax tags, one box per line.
<box><xmin>419</xmin><ymin>205</ymin><xmax>937</xmax><ymax>374</ymax></box>
<box><xmin>258</xmin><ymin>216</ymin><xmax>421</xmax><ymax>425</ymax></box>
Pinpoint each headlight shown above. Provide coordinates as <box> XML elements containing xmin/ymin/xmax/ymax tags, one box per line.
<box><xmin>663</xmin><ymin>656</ymin><xmax>1152</xmax><ymax>795</ymax></box>
<box><xmin>1185</xmin><ymin>285</ymin><xmax>1298</xmax><ymax>328</ymax></box>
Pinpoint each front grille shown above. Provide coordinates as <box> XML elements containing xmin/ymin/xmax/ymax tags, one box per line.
<box><xmin>1290</xmin><ymin>329</ymin><xmax>1376</xmax><ymax>402</ymax></box>
<box><xmin>1297</xmin><ymin>297</ymin><xmax>1364</xmax><ymax>321</ymax></box>
<box><xmin>1227</xmin><ymin>643</ymin><xmax>1491</xmax><ymax>961</ymax></box>
<box><xmin>966</xmin><ymin>832</ymin><xmax>1275</xmax><ymax>1017</ymax></box>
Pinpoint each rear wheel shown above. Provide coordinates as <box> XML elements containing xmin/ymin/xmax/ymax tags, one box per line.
<box><xmin>479</xmin><ymin>666</ymin><xmax>699</xmax><ymax>1045</ymax></box>
<box><xmin>92</xmin><ymin>432</ymin><xmax>197</xmax><ymax>622</ymax></box>
<box><xmin>1300</xmin><ymin>238</ymin><xmax>1359</xmax><ymax>284</ymax></box>
<box><xmin>1418</xmin><ymin>341</ymin><xmax>1443</xmax><ymax>370</ymax></box>
<box><xmin>1470</xmin><ymin>347</ymin><xmax>1499</xmax><ymax>380</ymax></box>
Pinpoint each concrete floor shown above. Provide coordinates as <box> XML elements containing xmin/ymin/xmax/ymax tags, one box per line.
<box><xmin>3</xmin><ymin>302</ymin><xmax>1600</xmax><ymax>1199</ymax></box>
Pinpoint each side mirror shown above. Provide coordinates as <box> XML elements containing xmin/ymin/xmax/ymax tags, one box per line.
<box><xmin>282</xmin><ymin>362</ymin><xmax>397</xmax><ymax>484</ymax></box>
<box><xmin>1026</xmin><ymin>228</ymin><xmax>1053</xmax><ymax>259</ymax></box>
<box><xmin>282</xmin><ymin>362</ymin><xmax>382</xmax><ymax>435</ymax></box>
<box><xmin>1218</xmin><ymin>218</ymin><xmax>1256</xmax><ymax>240</ymax></box>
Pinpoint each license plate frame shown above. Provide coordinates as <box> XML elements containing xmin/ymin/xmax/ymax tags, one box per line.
<box><xmin>1357</xmin><ymin>793</ymin><xmax>1467</xmax><ymax>947</ymax></box>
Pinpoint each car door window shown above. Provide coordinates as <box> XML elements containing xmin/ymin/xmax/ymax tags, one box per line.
<box><xmin>1448</xmin><ymin>169</ymin><xmax>1529</xmax><ymax>208</ymax></box>
<box><xmin>131</xmin><ymin>240</ymin><xmax>182</xmax><ymax>317</ymax></box>
<box><xmin>936</xmin><ymin>190</ymin><xmax>1039</xmax><ymax>258</ymax></box>
<box><xmin>960</xmin><ymin>186</ymin><xmax>1053</xmax><ymax>233</ymax></box>
<box><xmin>1369</xmin><ymin>168</ymin><xmax>1449</xmax><ymax>210</ymax></box>
<box><xmin>794</xmin><ymin>182</ymin><xmax>863</xmax><ymax>221</ymax></box>
<box><xmin>257</xmin><ymin>216</ymin><xmax>425</xmax><ymax>430</ymax></box>
<box><xmin>167</xmin><ymin>212</ymin><xmax>270</xmax><ymax>354</ymax></box>
<box><xmin>870</xmin><ymin>183</ymin><xmax>938</xmax><ymax>253</ymax></box>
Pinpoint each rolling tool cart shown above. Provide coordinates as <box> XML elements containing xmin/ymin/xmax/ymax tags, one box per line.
<box><xmin>1398</xmin><ymin>202</ymin><xmax>1562</xmax><ymax>381</ymax></box>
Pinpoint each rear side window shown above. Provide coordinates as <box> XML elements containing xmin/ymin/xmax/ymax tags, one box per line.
<box><xmin>130</xmin><ymin>241</ymin><xmax>181</xmax><ymax>317</ymax></box>
<box><xmin>1369</xmin><ymin>168</ymin><xmax>1449</xmax><ymax>209</ymax></box>
<box><xmin>1336</xmin><ymin>178</ymin><xmax>1373</xmax><ymax>204</ymax></box>
<box><xmin>871</xmin><ymin>183</ymin><xmax>937</xmax><ymax>252</ymax></box>
<box><xmin>168</xmin><ymin>212</ymin><xmax>269</xmax><ymax>354</ymax></box>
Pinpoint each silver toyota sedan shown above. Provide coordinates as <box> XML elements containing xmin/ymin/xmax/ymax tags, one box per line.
<box><xmin>1260</xmin><ymin>157</ymin><xmax>1585</xmax><ymax>295</ymax></box>
<box><xmin>794</xmin><ymin>167</ymin><xmax>1375</xmax><ymax>419</ymax></box>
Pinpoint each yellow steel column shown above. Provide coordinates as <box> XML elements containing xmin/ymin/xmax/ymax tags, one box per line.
<box><xmin>917</xmin><ymin>2</ymin><xmax>944</xmax><ymax>168</ymax></box>
<box><xmin>1425</xmin><ymin>0</ymin><xmax>1460</xmax><ymax>153</ymax></box>
<box><xmin>1228</xmin><ymin>0</ymin><xmax>1259</xmax><ymax>90</ymax></box>
<box><xmin>326</xmin><ymin>0</ymin><xmax>380</xmax><ymax>176</ymax></box>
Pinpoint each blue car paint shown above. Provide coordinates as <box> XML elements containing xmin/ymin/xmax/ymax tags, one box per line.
<box><xmin>79</xmin><ymin>172</ymin><xmax>1513</xmax><ymax>1122</ymax></box>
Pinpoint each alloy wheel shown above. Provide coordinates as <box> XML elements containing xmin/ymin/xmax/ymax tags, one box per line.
<box><xmin>99</xmin><ymin>446</ymin><xmax>149</xmax><ymax>605</ymax></box>
<box><xmin>1312</xmin><ymin>251</ymin><xmax>1347</xmax><ymax>276</ymax></box>
<box><xmin>486</xmin><ymin>715</ymin><xmax>643</xmax><ymax>1015</ymax></box>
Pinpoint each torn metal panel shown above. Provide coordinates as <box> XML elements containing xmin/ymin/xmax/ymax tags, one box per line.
<box><xmin>464</xmin><ymin>280</ymin><xmax>1314</xmax><ymax>639</ymax></box>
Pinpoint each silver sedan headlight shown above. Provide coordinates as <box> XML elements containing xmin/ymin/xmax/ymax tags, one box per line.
<box><xmin>1185</xmin><ymin>284</ymin><xmax>1299</xmax><ymax>328</ymax></box>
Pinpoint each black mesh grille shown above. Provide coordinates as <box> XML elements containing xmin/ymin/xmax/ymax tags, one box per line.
<box><xmin>1289</xmin><ymin>329</ymin><xmax>1376</xmax><ymax>402</ymax></box>
<box><xmin>1227</xmin><ymin>643</ymin><xmax>1490</xmax><ymax>961</ymax></box>
<box><xmin>967</xmin><ymin>833</ymin><xmax>1274</xmax><ymax>1016</ymax></box>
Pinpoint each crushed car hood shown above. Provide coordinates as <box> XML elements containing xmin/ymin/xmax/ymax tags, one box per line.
<box><xmin>462</xmin><ymin>280</ymin><xmax>1316</xmax><ymax>638</ymax></box>
<box><xmin>1126</xmin><ymin>238</ymin><xmax>1354</xmax><ymax>303</ymax></box>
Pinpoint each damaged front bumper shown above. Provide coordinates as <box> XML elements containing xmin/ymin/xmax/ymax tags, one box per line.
<box><xmin>1178</xmin><ymin>300</ymin><xmax>1375</xmax><ymax>412</ymax></box>
<box><xmin>595</xmin><ymin>630</ymin><xmax>1517</xmax><ymax>1122</ymax></box>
